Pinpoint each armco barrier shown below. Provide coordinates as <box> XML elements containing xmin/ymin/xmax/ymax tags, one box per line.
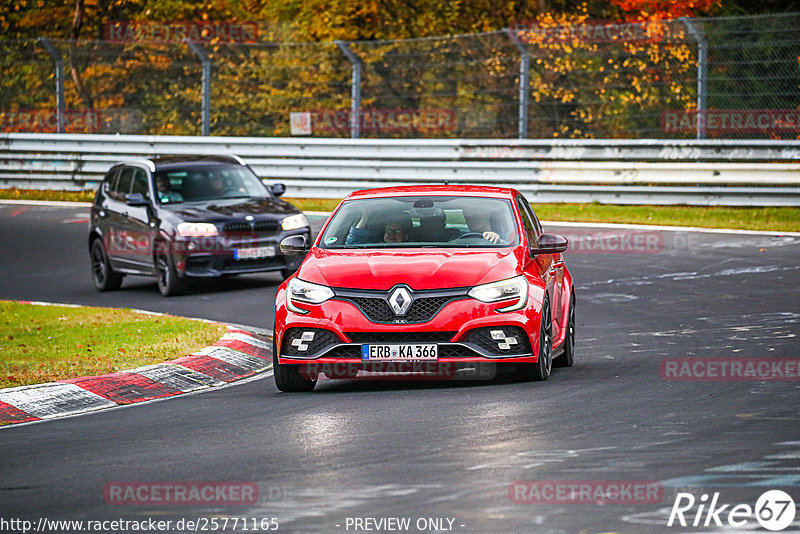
<box><xmin>2</xmin><ymin>134</ymin><xmax>799</xmax><ymax>206</ymax></box>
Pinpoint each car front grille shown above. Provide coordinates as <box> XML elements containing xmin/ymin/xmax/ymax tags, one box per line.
<box><xmin>334</xmin><ymin>287</ymin><xmax>469</xmax><ymax>324</ymax></box>
<box><xmin>221</xmin><ymin>257</ymin><xmax>284</xmax><ymax>270</ymax></box>
<box><xmin>345</xmin><ymin>332</ymin><xmax>456</xmax><ymax>344</ymax></box>
<box><xmin>323</xmin><ymin>343</ymin><xmax>501</xmax><ymax>360</ymax></box>
<box><xmin>223</xmin><ymin>220</ymin><xmax>280</xmax><ymax>235</ymax></box>
<box><xmin>279</xmin><ymin>326</ymin><xmax>532</xmax><ymax>360</ymax></box>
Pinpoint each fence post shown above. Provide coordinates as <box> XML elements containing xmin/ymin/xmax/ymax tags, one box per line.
<box><xmin>186</xmin><ymin>40</ymin><xmax>211</xmax><ymax>136</ymax></box>
<box><xmin>505</xmin><ymin>29</ymin><xmax>530</xmax><ymax>139</ymax></box>
<box><xmin>335</xmin><ymin>40</ymin><xmax>362</xmax><ymax>139</ymax></box>
<box><xmin>681</xmin><ymin>18</ymin><xmax>708</xmax><ymax>140</ymax></box>
<box><xmin>38</xmin><ymin>37</ymin><xmax>65</xmax><ymax>134</ymax></box>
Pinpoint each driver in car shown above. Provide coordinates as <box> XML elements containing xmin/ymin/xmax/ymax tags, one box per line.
<box><xmin>156</xmin><ymin>175</ymin><xmax>183</xmax><ymax>203</ymax></box>
<box><xmin>463</xmin><ymin>210</ymin><xmax>502</xmax><ymax>244</ymax></box>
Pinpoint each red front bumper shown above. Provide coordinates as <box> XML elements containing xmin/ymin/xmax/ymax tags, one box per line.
<box><xmin>274</xmin><ymin>285</ymin><xmax>544</xmax><ymax>366</ymax></box>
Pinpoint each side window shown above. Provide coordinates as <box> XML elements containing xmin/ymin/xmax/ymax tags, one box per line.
<box><xmin>130</xmin><ymin>168</ymin><xmax>149</xmax><ymax>199</ymax></box>
<box><xmin>101</xmin><ymin>168</ymin><xmax>119</xmax><ymax>199</ymax></box>
<box><xmin>516</xmin><ymin>196</ymin><xmax>539</xmax><ymax>249</ymax></box>
<box><xmin>114</xmin><ymin>167</ymin><xmax>135</xmax><ymax>201</ymax></box>
<box><xmin>527</xmin><ymin>202</ymin><xmax>543</xmax><ymax>235</ymax></box>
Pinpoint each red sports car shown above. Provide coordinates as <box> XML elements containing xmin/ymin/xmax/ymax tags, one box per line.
<box><xmin>273</xmin><ymin>185</ymin><xmax>575</xmax><ymax>392</ymax></box>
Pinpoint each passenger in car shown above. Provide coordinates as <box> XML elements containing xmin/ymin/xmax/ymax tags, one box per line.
<box><xmin>383</xmin><ymin>217</ymin><xmax>412</xmax><ymax>243</ymax></box>
<box><xmin>346</xmin><ymin>211</ymin><xmax>412</xmax><ymax>245</ymax></box>
<box><xmin>346</xmin><ymin>209</ymin><xmax>383</xmax><ymax>245</ymax></box>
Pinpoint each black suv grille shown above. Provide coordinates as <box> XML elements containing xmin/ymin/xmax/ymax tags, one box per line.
<box><xmin>223</xmin><ymin>220</ymin><xmax>280</xmax><ymax>234</ymax></box>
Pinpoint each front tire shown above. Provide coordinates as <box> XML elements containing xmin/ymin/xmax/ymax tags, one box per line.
<box><xmin>520</xmin><ymin>296</ymin><xmax>553</xmax><ymax>381</ymax></box>
<box><xmin>155</xmin><ymin>243</ymin><xmax>186</xmax><ymax>297</ymax></box>
<box><xmin>272</xmin><ymin>333</ymin><xmax>317</xmax><ymax>392</ymax></box>
<box><xmin>90</xmin><ymin>239</ymin><xmax>123</xmax><ymax>291</ymax></box>
<box><xmin>554</xmin><ymin>290</ymin><xmax>575</xmax><ymax>368</ymax></box>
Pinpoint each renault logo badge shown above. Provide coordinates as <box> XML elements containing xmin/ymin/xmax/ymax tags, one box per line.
<box><xmin>388</xmin><ymin>287</ymin><xmax>413</xmax><ymax>316</ymax></box>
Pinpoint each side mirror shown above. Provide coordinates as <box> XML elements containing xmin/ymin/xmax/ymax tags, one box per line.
<box><xmin>271</xmin><ymin>183</ymin><xmax>287</xmax><ymax>197</ymax></box>
<box><xmin>126</xmin><ymin>193</ymin><xmax>150</xmax><ymax>207</ymax></box>
<box><xmin>280</xmin><ymin>235</ymin><xmax>308</xmax><ymax>256</ymax></box>
<box><xmin>530</xmin><ymin>233</ymin><xmax>568</xmax><ymax>255</ymax></box>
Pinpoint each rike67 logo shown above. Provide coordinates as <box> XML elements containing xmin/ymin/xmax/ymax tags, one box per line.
<box><xmin>668</xmin><ymin>490</ymin><xmax>796</xmax><ymax>531</ymax></box>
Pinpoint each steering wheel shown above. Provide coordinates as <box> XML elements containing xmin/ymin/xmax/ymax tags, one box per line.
<box><xmin>449</xmin><ymin>232</ymin><xmax>485</xmax><ymax>241</ymax></box>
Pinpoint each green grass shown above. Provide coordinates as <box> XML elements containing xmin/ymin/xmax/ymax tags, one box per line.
<box><xmin>0</xmin><ymin>301</ymin><xmax>227</xmax><ymax>389</ymax></box>
<box><xmin>530</xmin><ymin>203</ymin><xmax>800</xmax><ymax>232</ymax></box>
<box><xmin>0</xmin><ymin>188</ymin><xmax>95</xmax><ymax>203</ymax></box>
<box><xmin>287</xmin><ymin>198</ymin><xmax>800</xmax><ymax>232</ymax></box>
<box><xmin>2</xmin><ymin>189</ymin><xmax>798</xmax><ymax>232</ymax></box>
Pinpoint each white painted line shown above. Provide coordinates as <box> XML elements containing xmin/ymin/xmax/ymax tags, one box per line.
<box><xmin>13</xmin><ymin>300</ymin><xmax>85</xmax><ymax>308</ymax></box>
<box><xmin>127</xmin><ymin>364</ymin><xmax>226</xmax><ymax>390</ymax></box>
<box><xmin>220</xmin><ymin>332</ymin><xmax>271</xmax><ymax>350</ymax></box>
<box><xmin>0</xmin><ymin>383</ymin><xmax>116</xmax><ymax>419</ymax></box>
<box><xmin>194</xmin><ymin>346</ymin><xmax>270</xmax><ymax>372</ymax></box>
<box><xmin>0</xmin><ymin>199</ymin><xmax>92</xmax><ymax>208</ymax></box>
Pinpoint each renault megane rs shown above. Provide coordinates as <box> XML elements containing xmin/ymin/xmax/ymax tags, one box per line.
<box><xmin>273</xmin><ymin>185</ymin><xmax>575</xmax><ymax>392</ymax></box>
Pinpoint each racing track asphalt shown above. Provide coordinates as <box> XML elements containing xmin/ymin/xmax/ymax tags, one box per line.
<box><xmin>1</xmin><ymin>202</ymin><xmax>799</xmax><ymax>533</ymax></box>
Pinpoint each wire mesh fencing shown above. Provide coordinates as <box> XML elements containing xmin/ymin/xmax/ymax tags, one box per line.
<box><xmin>1</xmin><ymin>12</ymin><xmax>797</xmax><ymax>139</ymax></box>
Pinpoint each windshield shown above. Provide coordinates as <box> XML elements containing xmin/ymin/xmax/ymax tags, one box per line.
<box><xmin>152</xmin><ymin>165</ymin><xmax>269</xmax><ymax>204</ymax></box>
<box><xmin>319</xmin><ymin>196</ymin><xmax>519</xmax><ymax>249</ymax></box>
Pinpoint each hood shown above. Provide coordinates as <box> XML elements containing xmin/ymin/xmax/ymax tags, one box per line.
<box><xmin>298</xmin><ymin>248</ymin><xmax>522</xmax><ymax>290</ymax></box>
<box><xmin>164</xmin><ymin>197</ymin><xmax>298</xmax><ymax>222</ymax></box>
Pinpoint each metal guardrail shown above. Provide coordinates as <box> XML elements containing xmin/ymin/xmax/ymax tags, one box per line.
<box><xmin>2</xmin><ymin>134</ymin><xmax>799</xmax><ymax>206</ymax></box>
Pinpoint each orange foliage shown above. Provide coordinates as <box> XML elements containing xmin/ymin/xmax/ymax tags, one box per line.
<box><xmin>609</xmin><ymin>0</ymin><xmax>722</xmax><ymax>21</ymax></box>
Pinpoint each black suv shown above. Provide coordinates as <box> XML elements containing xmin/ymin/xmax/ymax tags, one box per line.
<box><xmin>89</xmin><ymin>155</ymin><xmax>311</xmax><ymax>296</ymax></box>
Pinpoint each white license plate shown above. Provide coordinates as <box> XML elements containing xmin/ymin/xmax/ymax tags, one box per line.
<box><xmin>234</xmin><ymin>246</ymin><xmax>276</xmax><ymax>260</ymax></box>
<box><xmin>361</xmin><ymin>344</ymin><xmax>438</xmax><ymax>362</ymax></box>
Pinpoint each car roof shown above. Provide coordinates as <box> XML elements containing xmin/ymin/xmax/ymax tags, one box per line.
<box><xmin>344</xmin><ymin>184</ymin><xmax>520</xmax><ymax>200</ymax></box>
<box><xmin>113</xmin><ymin>155</ymin><xmax>246</xmax><ymax>173</ymax></box>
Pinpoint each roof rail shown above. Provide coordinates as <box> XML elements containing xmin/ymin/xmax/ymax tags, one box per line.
<box><xmin>123</xmin><ymin>158</ymin><xmax>156</xmax><ymax>172</ymax></box>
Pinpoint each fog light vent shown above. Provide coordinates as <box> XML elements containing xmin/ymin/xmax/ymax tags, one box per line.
<box><xmin>291</xmin><ymin>331</ymin><xmax>316</xmax><ymax>352</ymax></box>
<box><xmin>490</xmin><ymin>330</ymin><xmax>518</xmax><ymax>350</ymax></box>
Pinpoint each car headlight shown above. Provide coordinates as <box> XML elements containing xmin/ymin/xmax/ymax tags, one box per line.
<box><xmin>286</xmin><ymin>277</ymin><xmax>334</xmax><ymax>314</ymax></box>
<box><xmin>177</xmin><ymin>222</ymin><xmax>218</xmax><ymax>237</ymax></box>
<box><xmin>468</xmin><ymin>275</ymin><xmax>528</xmax><ymax>312</ymax></box>
<box><xmin>282</xmin><ymin>214</ymin><xmax>308</xmax><ymax>231</ymax></box>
